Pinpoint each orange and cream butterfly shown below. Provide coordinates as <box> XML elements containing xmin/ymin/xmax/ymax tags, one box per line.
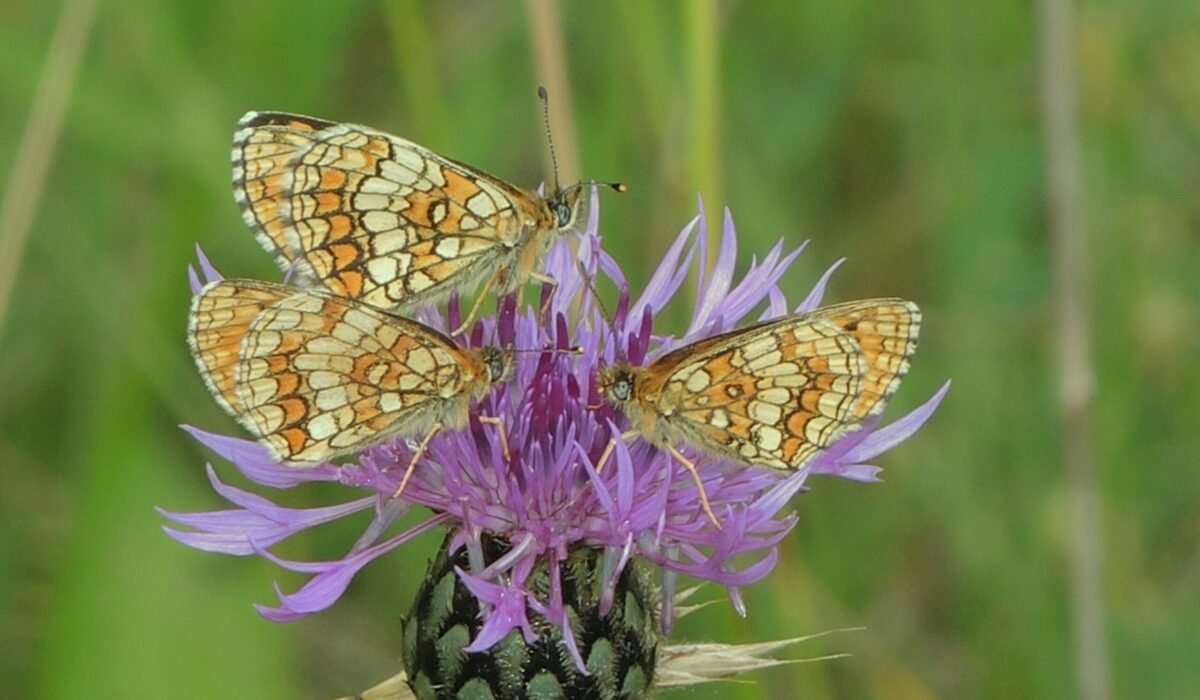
<box><xmin>187</xmin><ymin>278</ymin><xmax>513</xmax><ymax>496</ymax></box>
<box><xmin>595</xmin><ymin>298</ymin><xmax>921</xmax><ymax>527</ymax></box>
<box><xmin>231</xmin><ymin>89</ymin><xmax>622</xmax><ymax>335</ymax></box>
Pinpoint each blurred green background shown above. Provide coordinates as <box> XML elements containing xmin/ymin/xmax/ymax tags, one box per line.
<box><xmin>2</xmin><ymin>1</ymin><xmax>1197</xmax><ymax>698</ymax></box>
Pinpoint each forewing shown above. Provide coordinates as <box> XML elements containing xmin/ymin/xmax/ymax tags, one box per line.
<box><xmin>645</xmin><ymin>317</ymin><xmax>869</xmax><ymax>470</ymax></box>
<box><xmin>240</xmin><ymin>116</ymin><xmax>549</xmax><ymax>309</ymax></box>
<box><xmin>188</xmin><ymin>279</ymin><xmax>295</xmax><ymax>416</ymax></box>
<box><xmin>805</xmin><ymin>298</ymin><xmax>920</xmax><ymax>420</ymax></box>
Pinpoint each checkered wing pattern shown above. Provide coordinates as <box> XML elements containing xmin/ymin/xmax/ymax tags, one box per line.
<box><xmin>188</xmin><ymin>279</ymin><xmax>293</xmax><ymax>416</ymax></box>
<box><xmin>642</xmin><ymin>298</ymin><xmax>920</xmax><ymax>470</ymax></box>
<box><xmin>188</xmin><ymin>279</ymin><xmax>489</xmax><ymax>465</ymax></box>
<box><xmin>231</xmin><ymin>112</ymin><xmax>335</xmax><ymax>265</ymax></box>
<box><xmin>231</xmin><ymin>112</ymin><xmax>558</xmax><ymax>311</ymax></box>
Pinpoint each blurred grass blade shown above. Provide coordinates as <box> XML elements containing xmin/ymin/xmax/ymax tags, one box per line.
<box><xmin>0</xmin><ymin>0</ymin><xmax>98</xmax><ymax>339</ymax></box>
<box><xmin>1038</xmin><ymin>0</ymin><xmax>1111</xmax><ymax>698</ymax></box>
<box><xmin>524</xmin><ymin>0</ymin><xmax>580</xmax><ymax>184</ymax></box>
<box><xmin>383</xmin><ymin>0</ymin><xmax>448</xmax><ymax>145</ymax></box>
<box><xmin>684</xmin><ymin>0</ymin><xmax>721</xmax><ymax>267</ymax></box>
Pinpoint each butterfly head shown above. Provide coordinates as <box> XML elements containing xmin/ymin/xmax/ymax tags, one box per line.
<box><xmin>480</xmin><ymin>346</ymin><xmax>516</xmax><ymax>387</ymax></box>
<box><xmin>548</xmin><ymin>185</ymin><xmax>587</xmax><ymax>232</ymax></box>
<box><xmin>596</xmin><ymin>362</ymin><xmax>638</xmax><ymax>406</ymax></box>
<box><xmin>548</xmin><ymin>181</ymin><xmax>625</xmax><ymax>233</ymax></box>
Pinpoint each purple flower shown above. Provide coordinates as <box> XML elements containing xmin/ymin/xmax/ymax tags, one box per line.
<box><xmin>162</xmin><ymin>193</ymin><xmax>948</xmax><ymax>661</ymax></box>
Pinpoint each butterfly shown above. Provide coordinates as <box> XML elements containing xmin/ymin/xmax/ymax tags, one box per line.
<box><xmin>187</xmin><ymin>278</ymin><xmax>514</xmax><ymax>496</ymax></box>
<box><xmin>594</xmin><ymin>298</ymin><xmax>921</xmax><ymax>527</ymax></box>
<box><xmin>231</xmin><ymin>92</ymin><xmax>621</xmax><ymax>335</ymax></box>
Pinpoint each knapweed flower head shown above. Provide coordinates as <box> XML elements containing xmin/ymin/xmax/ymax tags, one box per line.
<box><xmin>163</xmin><ymin>193</ymin><xmax>947</xmax><ymax>674</ymax></box>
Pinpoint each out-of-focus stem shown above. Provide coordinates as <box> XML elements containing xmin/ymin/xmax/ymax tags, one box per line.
<box><xmin>1038</xmin><ymin>0</ymin><xmax>1110</xmax><ymax>698</ymax></box>
<box><xmin>684</xmin><ymin>1</ymin><xmax>721</xmax><ymax>270</ymax></box>
<box><xmin>0</xmin><ymin>0</ymin><xmax>99</xmax><ymax>340</ymax></box>
<box><xmin>524</xmin><ymin>0</ymin><xmax>580</xmax><ymax>185</ymax></box>
<box><xmin>384</xmin><ymin>0</ymin><xmax>448</xmax><ymax>146</ymax></box>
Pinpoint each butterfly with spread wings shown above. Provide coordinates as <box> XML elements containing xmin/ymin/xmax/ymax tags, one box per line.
<box><xmin>188</xmin><ymin>278</ymin><xmax>513</xmax><ymax>497</ymax></box>
<box><xmin>595</xmin><ymin>299</ymin><xmax>921</xmax><ymax>527</ymax></box>
<box><xmin>231</xmin><ymin>99</ymin><xmax>620</xmax><ymax>335</ymax></box>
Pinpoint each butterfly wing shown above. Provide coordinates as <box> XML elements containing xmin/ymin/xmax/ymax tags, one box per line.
<box><xmin>642</xmin><ymin>298</ymin><xmax>920</xmax><ymax>470</ymax></box>
<box><xmin>188</xmin><ymin>279</ymin><xmax>481</xmax><ymax>464</ymax></box>
<box><xmin>232</xmin><ymin>112</ymin><xmax>553</xmax><ymax>310</ymax></box>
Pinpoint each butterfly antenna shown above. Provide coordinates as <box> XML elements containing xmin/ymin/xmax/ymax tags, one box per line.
<box><xmin>540</xmin><ymin>87</ymin><xmax>627</xmax><ymax>197</ymax></box>
<box><xmin>513</xmin><ymin>345</ymin><xmax>585</xmax><ymax>355</ymax></box>
<box><xmin>537</xmin><ymin>86</ymin><xmax>562</xmax><ymax>194</ymax></box>
<box><xmin>575</xmin><ymin>259</ymin><xmax>624</xmax><ymax>360</ymax></box>
<box><xmin>568</xmin><ymin>180</ymin><xmax>627</xmax><ymax>195</ymax></box>
<box><xmin>576</xmin><ymin>259</ymin><xmax>624</xmax><ymax>411</ymax></box>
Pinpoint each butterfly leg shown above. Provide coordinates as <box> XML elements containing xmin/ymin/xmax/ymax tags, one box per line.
<box><xmin>452</xmin><ymin>269</ymin><xmax>500</xmax><ymax>337</ymax></box>
<box><xmin>594</xmin><ymin>430</ymin><xmax>641</xmax><ymax>473</ymax></box>
<box><xmin>531</xmin><ymin>271</ymin><xmax>559</xmax><ymax>320</ymax></box>
<box><xmin>391</xmin><ymin>423</ymin><xmax>443</xmax><ymax>499</ymax></box>
<box><xmin>477</xmin><ymin>415</ymin><xmax>511</xmax><ymax>462</ymax></box>
<box><xmin>281</xmin><ymin>257</ymin><xmax>302</xmax><ymax>285</ymax></box>
<box><xmin>666</xmin><ymin>444</ymin><xmax>722</xmax><ymax>530</ymax></box>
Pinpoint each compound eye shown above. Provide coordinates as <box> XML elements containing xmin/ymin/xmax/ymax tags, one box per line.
<box><xmin>615</xmin><ymin>379</ymin><xmax>631</xmax><ymax>401</ymax></box>
<box><xmin>490</xmin><ymin>359</ymin><xmax>505</xmax><ymax>381</ymax></box>
<box><xmin>553</xmin><ymin>202</ymin><xmax>572</xmax><ymax>228</ymax></box>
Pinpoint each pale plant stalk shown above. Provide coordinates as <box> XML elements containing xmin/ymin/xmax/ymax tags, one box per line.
<box><xmin>684</xmin><ymin>0</ymin><xmax>721</xmax><ymax>271</ymax></box>
<box><xmin>0</xmin><ymin>0</ymin><xmax>99</xmax><ymax>339</ymax></box>
<box><xmin>524</xmin><ymin>0</ymin><xmax>580</xmax><ymax>184</ymax></box>
<box><xmin>384</xmin><ymin>0</ymin><xmax>449</xmax><ymax>146</ymax></box>
<box><xmin>615</xmin><ymin>3</ymin><xmax>687</xmax><ymax>242</ymax></box>
<box><xmin>1038</xmin><ymin>0</ymin><xmax>1110</xmax><ymax>698</ymax></box>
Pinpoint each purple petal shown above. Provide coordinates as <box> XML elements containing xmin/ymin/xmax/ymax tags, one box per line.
<box><xmin>161</xmin><ymin>523</ymin><xmax>260</xmax><ymax>556</ymax></box>
<box><xmin>457</xmin><ymin>568</ymin><xmax>536</xmax><ymax>650</ymax></box>
<box><xmin>580</xmin><ymin>444</ymin><xmax>618</xmax><ymax>520</ymax></box>
<box><xmin>181</xmin><ymin>425</ymin><xmax>340</xmax><ymax>487</ymax></box>
<box><xmin>717</xmin><ymin>241</ymin><xmax>806</xmax><ymax>325</ymax></box>
<box><xmin>194</xmin><ymin>244</ymin><xmax>223</xmax><ymax>284</ymax></box>
<box><xmin>157</xmin><ymin>465</ymin><xmax>378</xmax><ymax>555</ymax></box>
<box><xmin>742</xmin><ymin>470</ymin><xmax>809</xmax><ymax>522</ymax></box>
<box><xmin>630</xmin><ymin>215</ymin><xmax>699</xmax><ymax>320</ymax></box>
<box><xmin>254</xmin><ymin>602</ymin><xmax>310</xmax><ymax>623</ymax></box>
<box><xmin>844</xmin><ymin>381</ymin><xmax>951</xmax><ymax>463</ymax></box>
<box><xmin>669</xmin><ymin>546</ymin><xmax>780</xmax><ymax>587</ymax></box>
<box><xmin>254</xmin><ymin>515</ymin><xmax>449</xmax><ymax>620</ymax></box>
<box><xmin>817</xmin><ymin>464</ymin><xmax>884</xmax><ymax>482</ymax></box>
<box><xmin>188</xmin><ymin>265</ymin><xmax>203</xmax><ymax>295</ymax></box>
<box><xmin>689</xmin><ymin>207</ymin><xmax>738</xmax><ymax>333</ymax></box>
<box><xmin>596</xmin><ymin>249</ymin><xmax>628</xmax><ymax>303</ymax></box>
<box><xmin>796</xmin><ymin>258</ymin><xmax>845</xmax><ymax>313</ymax></box>
<box><xmin>761</xmin><ymin>285</ymin><xmax>788</xmax><ymax>320</ymax></box>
